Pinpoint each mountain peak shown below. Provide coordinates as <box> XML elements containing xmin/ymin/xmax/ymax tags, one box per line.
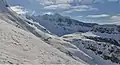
<box><xmin>42</xmin><ymin>13</ymin><xmax>62</xmax><ymax>17</ymax></box>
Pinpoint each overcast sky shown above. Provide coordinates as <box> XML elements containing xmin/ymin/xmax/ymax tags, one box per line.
<box><xmin>7</xmin><ymin>0</ymin><xmax>120</xmax><ymax>25</ymax></box>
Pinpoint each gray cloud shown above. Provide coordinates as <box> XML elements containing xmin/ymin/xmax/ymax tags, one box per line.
<box><xmin>86</xmin><ymin>14</ymin><xmax>110</xmax><ymax>18</ymax></box>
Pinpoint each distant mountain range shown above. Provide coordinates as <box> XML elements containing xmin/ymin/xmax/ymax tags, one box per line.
<box><xmin>25</xmin><ymin>13</ymin><xmax>120</xmax><ymax>36</ymax></box>
<box><xmin>25</xmin><ymin>13</ymin><xmax>120</xmax><ymax>64</ymax></box>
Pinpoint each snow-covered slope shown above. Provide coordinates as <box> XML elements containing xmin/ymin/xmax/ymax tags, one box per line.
<box><xmin>1</xmin><ymin>0</ymin><xmax>120</xmax><ymax>65</ymax></box>
<box><xmin>0</xmin><ymin>20</ymin><xmax>85</xmax><ymax>64</ymax></box>
<box><xmin>0</xmin><ymin>0</ymin><xmax>87</xmax><ymax>64</ymax></box>
<box><xmin>91</xmin><ymin>25</ymin><xmax>120</xmax><ymax>44</ymax></box>
<box><xmin>62</xmin><ymin>32</ymin><xmax>120</xmax><ymax>64</ymax></box>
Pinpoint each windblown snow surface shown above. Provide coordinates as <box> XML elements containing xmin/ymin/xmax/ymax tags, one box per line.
<box><xmin>0</xmin><ymin>0</ymin><xmax>86</xmax><ymax>65</ymax></box>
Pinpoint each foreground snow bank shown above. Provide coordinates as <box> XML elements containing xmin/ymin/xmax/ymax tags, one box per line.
<box><xmin>0</xmin><ymin>20</ymin><xmax>84</xmax><ymax>65</ymax></box>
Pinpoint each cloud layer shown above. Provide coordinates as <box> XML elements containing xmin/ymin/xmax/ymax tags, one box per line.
<box><xmin>7</xmin><ymin>0</ymin><xmax>120</xmax><ymax>25</ymax></box>
<box><xmin>87</xmin><ymin>14</ymin><xmax>110</xmax><ymax>18</ymax></box>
